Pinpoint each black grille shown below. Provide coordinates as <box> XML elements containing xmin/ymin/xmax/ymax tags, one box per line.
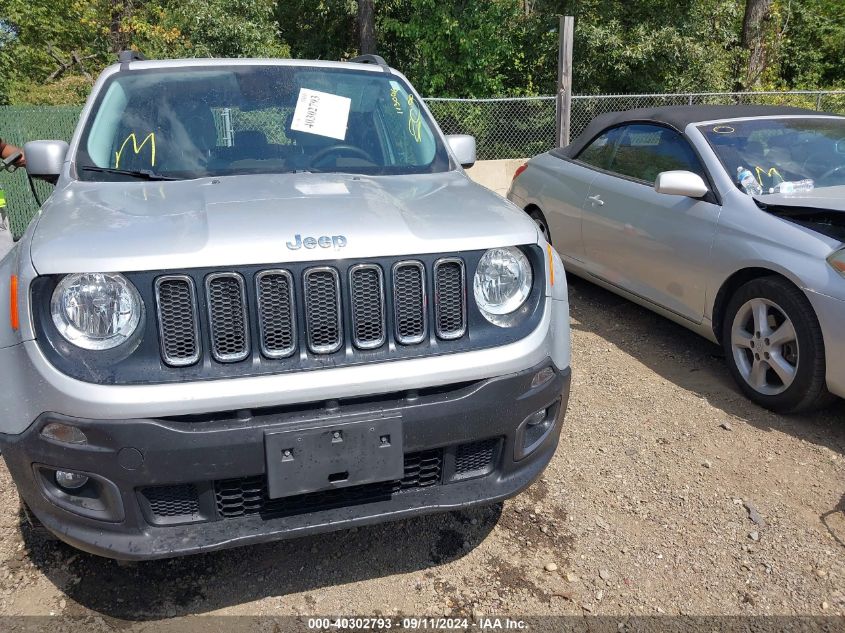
<box><xmin>454</xmin><ymin>438</ymin><xmax>499</xmax><ymax>477</ymax></box>
<box><xmin>393</xmin><ymin>262</ymin><xmax>427</xmax><ymax>344</ymax></box>
<box><xmin>303</xmin><ymin>268</ymin><xmax>342</xmax><ymax>354</ymax></box>
<box><xmin>350</xmin><ymin>265</ymin><xmax>386</xmax><ymax>349</ymax></box>
<box><xmin>434</xmin><ymin>259</ymin><xmax>466</xmax><ymax>339</ymax></box>
<box><xmin>155</xmin><ymin>276</ymin><xmax>200</xmax><ymax>366</ymax></box>
<box><xmin>215</xmin><ymin>449</ymin><xmax>442</xmax><ymax>519</ymax></box>
<box><xmin>140</xmin><ymin>484</ymin><xmax>200</xmax><ymax>519</ymax></box>
<box><xmin>206</xmin><ymin>273</ymin><xmax>249</xmax><ymax>362</ymax></box>
<box><xmin>256</xmin><ymin>271</ymin><xmax>296</xmax><ymax>358</ymax></box>
<box><xmin>150</xmin><ymin>255</ymin><xmax>483</xmax><ymax>371</ymax></box>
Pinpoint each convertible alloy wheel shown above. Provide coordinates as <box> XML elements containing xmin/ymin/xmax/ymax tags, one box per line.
<box><xmin>730</xmin><ymin>298</ymin><xmax>799</xmax><ymax>396</ymax></box>
<box><xmin>722</xmin><ymin>276</ymin><xmax>833</xmax><ymax>413</ymax></box>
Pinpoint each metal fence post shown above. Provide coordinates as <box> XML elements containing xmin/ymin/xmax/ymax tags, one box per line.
<box><xmin>556</xmin><ymin>16</ymin><xmax>574</xmax><ymax>148</ymax></box>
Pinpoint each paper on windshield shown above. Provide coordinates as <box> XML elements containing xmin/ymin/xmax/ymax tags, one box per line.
<box><xmin>291</xmin><ymin>88</ymin><xmax>351</xmax><ymax>140</ymax></box>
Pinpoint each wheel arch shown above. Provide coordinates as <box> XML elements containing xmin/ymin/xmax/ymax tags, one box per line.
<box><xmin>711</xmin><ymin>267</ymin><xmax>805</xmax><ymax>343</ymax></box>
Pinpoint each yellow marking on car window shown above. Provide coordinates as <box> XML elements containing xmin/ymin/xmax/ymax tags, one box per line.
<box><xmin>115</xmin><ymin>132</ymin><xmax>156</xmax><ymax>169</ymax></box>
<box><xmin>754</xmin><ymin>165</ymin><xmax>783</xmax><ymax>186</ymax></box>
<box><xmin>407</xmin><ymin>95</ymin><xmax>422</xmax><ymax>143</ymax></box>
<box><xmin>390</xmin><ymin>87</ymin><xmax>404</xmax><ymax>114</ymax></box>
<box><xmin>713</xmin><ymin>125</ymin><xmax>735</xmax><ymax>134</ymax></box>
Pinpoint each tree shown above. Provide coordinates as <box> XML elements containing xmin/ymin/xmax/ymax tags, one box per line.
<box><xmin>358</xmin><ymin>0</ymin><xmax>376</xmax><ymax>54</ymax></box>
<box><xmin>737</xmin><ymin>0</ymin><xmax>774</xmax><ymax>89</ymax></box>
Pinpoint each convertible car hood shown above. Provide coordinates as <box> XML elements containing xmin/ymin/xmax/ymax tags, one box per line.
<box><xmin>755</xmin><ymin>186</ymin><xmax>845</xmax><ymax>242</ymax></box>
<box><xmin>31</xmin><ymin>171</ymin><xmax>537</xmax><ymax>274</ymax></box>
<box><xmin>755</xmin><ymin>185</ymin><xmax>845</xmax><ymax>212</ymax></box>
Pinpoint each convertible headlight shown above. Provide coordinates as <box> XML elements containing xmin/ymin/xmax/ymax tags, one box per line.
<box><xmin>828</xmin><ymin>249</ymin><xmax>845</xmax><ymax>278</ymax></box>
<box><xmin>50</xmin><ymin>273</ymin><xmax>142</xmax><ymax>350</ymax></box>
<box><xmin>473</xmin><ymin>247</ymin><xmax>533</xmax><ymax>324</ymax></box>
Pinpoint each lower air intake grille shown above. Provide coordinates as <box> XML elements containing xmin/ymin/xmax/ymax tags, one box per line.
<box><xmin>206</xmin><ymin>273</ymin><xmax>249</xmax><ymax>362</ymax></box>
<box><xmin>454</xmin><ymin>438</ymin><xmax>500</xmax><ymax>477</ymax></box>
<box><xmin>214</xmin><ymin>449</ymin><xmax>442</xmax><ymax>519</ymax></box>
<box><xmin>140</xmin><ymin>484</ymin><xmax>200</xmax><ymax>520</ymax></box>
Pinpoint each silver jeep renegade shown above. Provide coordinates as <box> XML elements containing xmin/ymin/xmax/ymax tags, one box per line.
<box><xmin>0</xmin><ymin>55</ymin><xmax>571</xmax><ymax>560</ymax></box>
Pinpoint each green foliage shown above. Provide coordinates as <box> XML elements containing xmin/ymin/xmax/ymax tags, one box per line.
<box><xmin>1</xmin><ymin>0</ymin><xmax>844</xmax><ymax>105</ymax></box>
<box><xmin>0</xmin><ymin>0</ymin><xmax>288</xmax><ymax>105</ymax></box>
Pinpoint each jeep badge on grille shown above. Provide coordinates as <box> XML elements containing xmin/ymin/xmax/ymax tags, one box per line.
<box><xmin>286</xmin><ymin>234</ymin><xmax>347</xmax><ymax>250</ymax></box>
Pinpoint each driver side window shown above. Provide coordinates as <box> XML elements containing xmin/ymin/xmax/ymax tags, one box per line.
<box><xmin>609</xmin><ymin>124</ymin><xmax>706</xmax><ymax>183</ymax></box>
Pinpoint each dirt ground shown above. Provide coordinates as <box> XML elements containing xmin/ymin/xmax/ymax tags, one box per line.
<box><xmin>1</xmin><ymin>275</ymin><xmax>843</xmax><ymax>628</ymax></box>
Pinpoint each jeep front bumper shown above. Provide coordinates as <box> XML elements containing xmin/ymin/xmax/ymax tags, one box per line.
<box><xmin>0</xmin><ymin>360</ymin><xmax>570</xmax><ymax>560</ymax></box>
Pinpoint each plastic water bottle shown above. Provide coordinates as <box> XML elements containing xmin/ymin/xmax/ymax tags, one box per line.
<box><xmin>737</xmin><ymin>167</ymin><xmax>763</xmax><ymax>195</ymax></box>
<box><xmin>769</xmin><ymin>179</ymin><xmax>815</xmax><ymax>194</ymax></box>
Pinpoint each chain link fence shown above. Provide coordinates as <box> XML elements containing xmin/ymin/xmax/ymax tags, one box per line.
<box><xmin>3</xmin><ymin>90</ymin><xmax>845</xmax><ymax>239</ymax></box>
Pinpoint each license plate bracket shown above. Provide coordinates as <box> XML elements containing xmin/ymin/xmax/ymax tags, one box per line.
<box><xmin>264</xmin><ymin>415</ymin><xmax>403</xmax><ymax>499</ymax></box>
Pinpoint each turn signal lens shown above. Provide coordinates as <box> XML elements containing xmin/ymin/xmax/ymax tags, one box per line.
<box><xmin>531</xmin><ymin>366</ymin><xmax>556</xmax><ymax>388</ymax></box>
<box><xmin>41</xmin><ymin>422</ymin><xmax>88</xmax><ymax>445</ymax></box>
<box><xmin>828</xmin><ymin>249</ymin><xmax>845</xmax><ymax>277</ymax></box>
<box><xmin>9</xmin><ymin>275</ymin><xmax>18</xmax><ymax>331</ymax></box>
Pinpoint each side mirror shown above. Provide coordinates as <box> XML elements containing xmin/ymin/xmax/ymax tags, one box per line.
<box><xmin>446</xmin><ymin>134</ymin><xmax>476</xmax><ymax>168</ymax></box>
<box><xmin>654</xmin><ymin>170</ymin><xmax>709</xmax><ymax>198</ymax></box>
<box><xmin>23</xmin><ymin>140</ymin><xmax>69</xmax><ymax>184</ymax></box>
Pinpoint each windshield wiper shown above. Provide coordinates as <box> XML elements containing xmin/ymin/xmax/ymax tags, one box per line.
<box><xmin>80</xmin><ymin>166</ymin><xmax>180</xmax><ymax>181</ymax></box>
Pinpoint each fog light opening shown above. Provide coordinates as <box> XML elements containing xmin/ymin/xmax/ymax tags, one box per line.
<box><xmin>531</xmin><ymin>366</ymin><xmax>555</xmax><ymax>389</ymax></box>
<box><xmin>55</xmin><ymin>470</ymin><xmax>89</xmax><ymax>490</ymax></box>
<box><xmin>41</xmin><ymin>423</ymin><xmax>88</xmax><ymax>445</ymax></box>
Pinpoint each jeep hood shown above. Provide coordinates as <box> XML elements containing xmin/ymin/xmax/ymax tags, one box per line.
<box><xmin>31</xmin><ymin>171</ymin><xmax>538</xmax><ymax>274</ymax></box>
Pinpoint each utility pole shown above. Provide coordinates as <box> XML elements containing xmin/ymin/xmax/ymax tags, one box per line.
<box><xmin>556</xmin><ymin>15</ymin><xmax>574</xmax><ymax>148</ymax></box>
<box><xmin>358</xmin><ymin>0</ymin><xmax>376</xmax><ymax>55</ymax></box>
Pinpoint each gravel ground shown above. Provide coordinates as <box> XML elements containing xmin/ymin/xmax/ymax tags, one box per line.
<box><xmin>0</xmin><ymin>274</ymin><xmax>843</xmax><ymax>628</ymax></box>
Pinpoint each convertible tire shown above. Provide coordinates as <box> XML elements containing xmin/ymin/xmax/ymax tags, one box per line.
<box><xmin>722</xmin><ymin>276</ymin><xmax>834</xmax><ymax>413</ymax></box>
<box><xmin>527</xmin><ymin>208</ymin><xmax>552</xmax><ymax>245</ymax></box>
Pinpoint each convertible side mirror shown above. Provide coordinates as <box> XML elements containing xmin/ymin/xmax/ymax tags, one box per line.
<box><xmin>446</xmin><ymin>134</ymin><xmax>476</xmax><ymax>168</ymax></box>
<box><xmin>23</xmin><ymin>140</ymin><xmax>69</xmax><ymax>184</ymax></box>
<box><xmin>654</xmin><ymin>170</ymin><xmax>709</xmax><ymax>198</ymax></box>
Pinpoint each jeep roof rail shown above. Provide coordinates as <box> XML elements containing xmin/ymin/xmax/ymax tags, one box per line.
<box><xmin>348</xmin><ymin>54</ymin><xmax>390</xmax><ymax>72</ymax></box>
<box><xmin>118</xmin><ymin>50</ymin><xmax>146</xmax><ymax>69</ymax></box>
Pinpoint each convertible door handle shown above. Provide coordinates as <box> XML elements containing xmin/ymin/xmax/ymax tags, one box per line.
<box><xmin>587</xmin><ymin>195</ymin><xmax>605</xmax><ymax>206</ymax></box>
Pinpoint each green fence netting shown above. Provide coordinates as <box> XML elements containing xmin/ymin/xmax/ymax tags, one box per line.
<box><xmin>0</xmin><ymin>105</ymin><xmax>82</xmax><ymax>239</ymax></box>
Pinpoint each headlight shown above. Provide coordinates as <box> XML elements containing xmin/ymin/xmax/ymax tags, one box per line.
<box><xmin>473</xmin><ymin>247</ymin><xmax>533</xmax><ymax>324</ymax></box>
<box><xmin>51</xmin><ymin>273</ymin><xmax>142</xmax><ymax>350</ymax></box>
<box><xmin>828</xmin><ymin>249</ymin><xmax>845</xmax><ymax>278</ymax></box>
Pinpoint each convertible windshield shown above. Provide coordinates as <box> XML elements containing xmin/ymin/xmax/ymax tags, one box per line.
<box><xmin>698</xmin><ymin>117</ymin><xmax>845</xmax><ymax>193</ymax></box>
<box><xmin>76</xmin><ymin>65</ymin><xmax>450</xmax><ymax>180</ymax></box>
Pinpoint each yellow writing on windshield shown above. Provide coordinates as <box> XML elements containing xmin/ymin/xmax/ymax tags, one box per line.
<box><xmin>115</xmin><ymin>132</ymin><xmax>156</xmax><ymax>169</ymax></box>
<box><xmin>754</xmin><ymin>165</ymin><xmax>783</xmax><ymax>186</ymax></box>
<box><xmin>407</xmin><ymin>95</ymin><xmax>422</xmax><ymax>143</ymax></box>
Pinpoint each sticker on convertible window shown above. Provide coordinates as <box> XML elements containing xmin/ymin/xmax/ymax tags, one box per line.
<box><xmin>291</xmin><ymin>88</ymin><xmax>351</xmax><ymax>140</ymax></box>
<box><xmin>712</xmin><ymin>125</ymin><xmax>735</xmax><ymax>134</ymax></box>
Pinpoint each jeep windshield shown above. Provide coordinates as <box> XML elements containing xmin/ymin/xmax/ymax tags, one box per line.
<box><xmin>698</xmin><ymin>117</ymin><xmax>845</xmax><ymax>192</ymax></box>
<box><xmin>75</xmin><ymin>64</ymin><xmax>451</xmax><ymax>180</ymax></box>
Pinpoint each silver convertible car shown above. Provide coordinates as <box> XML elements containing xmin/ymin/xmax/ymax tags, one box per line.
<box><xmin>509</xmin><ymin>105</ymin><xmax>845</xmax><ymax>412</ymax></box>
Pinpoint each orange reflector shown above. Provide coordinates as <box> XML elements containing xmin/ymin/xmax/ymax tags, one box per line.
<box><xmin>10</xmin><ymin>275</ymin><xmax>19</xmax><ymax>331</ymax></box>
<box><xmin>546</xmin><ymin>244</ymin><xmax>555</xmax><ymax>286</ymax></box>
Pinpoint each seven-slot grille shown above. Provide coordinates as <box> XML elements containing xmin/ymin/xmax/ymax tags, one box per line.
<box><xmin>153</xmin><ymin>257</ymin><xmax>467</xmax><ymax>367</ymax></box>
